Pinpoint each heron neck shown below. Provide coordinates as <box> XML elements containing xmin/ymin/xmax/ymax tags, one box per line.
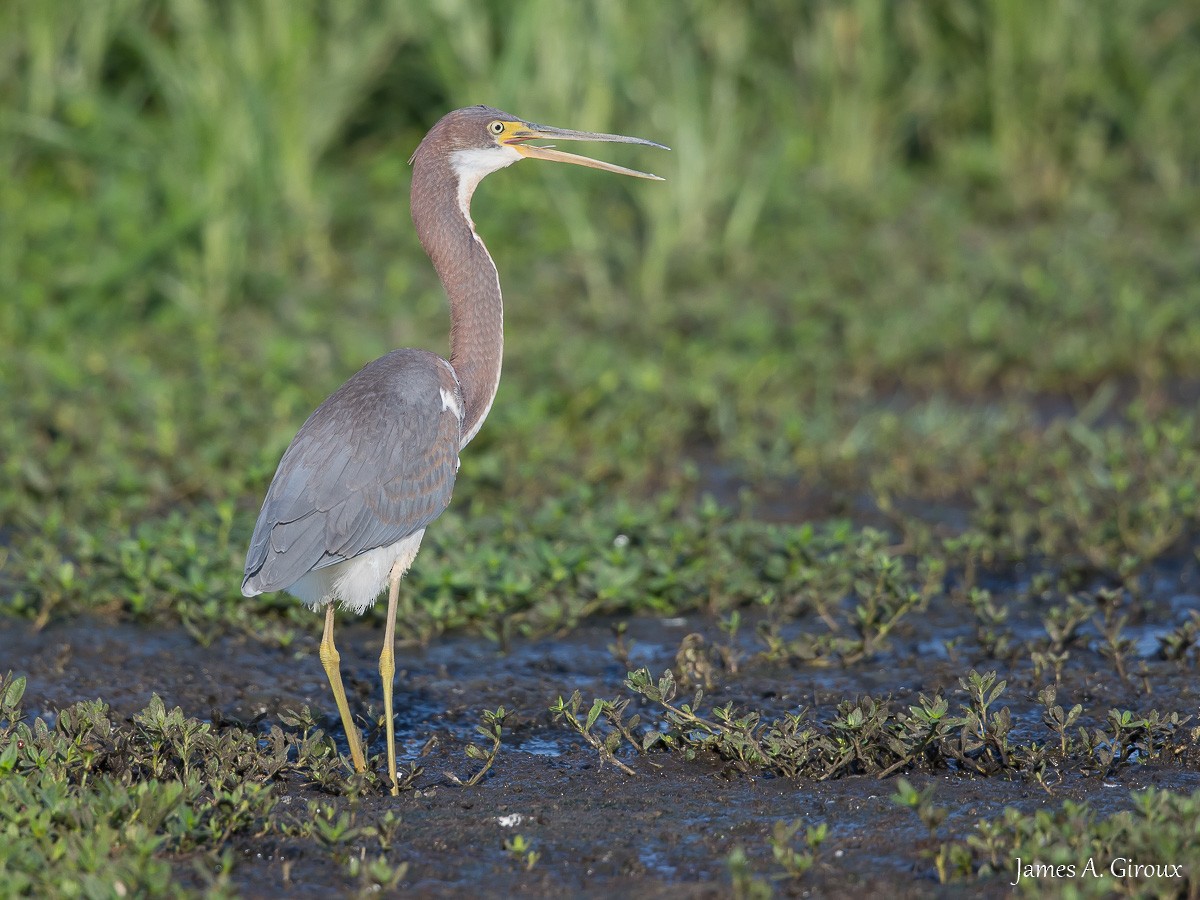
<box><xmin>411</xmin><ymin>161</ymin><xmax>503</xmax><ymax>447</ymax></box>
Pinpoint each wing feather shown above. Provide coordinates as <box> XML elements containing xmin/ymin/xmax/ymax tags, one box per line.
<box><xmin>242</xmin><ymin>349</ymin><xmax>463</xmax><ymax>596</ymax></box>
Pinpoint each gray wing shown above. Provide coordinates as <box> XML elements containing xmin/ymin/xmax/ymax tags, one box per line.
<box><xmin>242</xmin><ymin>349</ymin><xmax>463</xmax><ymax>595</ymax></box>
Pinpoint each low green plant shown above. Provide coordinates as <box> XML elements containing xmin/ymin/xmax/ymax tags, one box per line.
<box><xmin>951</xmin><ymin>790</ymin><xmax>1200</xmax><ymax>895</ymax></box>
<box><xmin>446</xmin><ymin>706</ymin><xmax>508</xmax><ymax>787</ymax></box>
<box><xmin>550</xmin><ymin>692</ymin><xmax>639</xmax><ymax>776</ymax></box>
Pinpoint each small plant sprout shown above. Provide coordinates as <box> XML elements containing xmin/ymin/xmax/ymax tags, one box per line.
<box><xmin>346</xmin><ymin>850</ymin><xmax>408</xmax><ymax>893</ymax></box>
<box><xmin>1041</xmin><ymin>594</ymin><xmax>1094</xmax><ymax>652</ymax></box>
<box><xmin>892</xmin><ymin>778</ymin><xmax>947</xmax><ymax>838</ymax></box>
<box><xmin>892</xmin><ymin>779</ymin><xmax>972</xmax><ymax>884</ymax></box>
<box><xmin>1030</xmin><ymin>648</ymin><xmax>1070</xmax><ymax>685</ymax></box>
<box><xmin>607</xmin><ymin>621</ymin><xmax>635</xmax><ymax>670</ymax></box>
<box><xmin>503</xmin><ymin>834</ymin><xmax>540</xmax><ymax>870</ymax></box>
<box><xmin>968</xmin><ymin>588</ymin><xmax>1013</xmax><ymax>658</ymax></box>
<box><xmin>1089</xmin><ymin>589</ymin><xmax>1137</xmax><ymax>681</ymax></box>
<box><xmin>951</xmin><ymin>671</ymin><xmax>1012</xmax><ymax>774</ymax></box>
<box><xmin>1158</xmin><ymin>611</ymin><xmax>1200</xmax><ymax>663</ymax></box>
<box><xmin>716</xmin><ymin>610</ymin><xmax>744</xmax><ymax>674</ymax></box>
<box><xmin>726</xmin><ymin>847</ymin><xmax>772</xmax><ymax>900</ymax></box>
<box><xmin>770</xmin><ymin>818</ymin><xmax>828</xmax><ymax>879</ymax></box>
<box><xmin>1038</xmin><ymin>686</ymin><xmax>1082</xmax><ymax>756</ymax></box>
<box><xmin>447</xmin><ymin>707</ymin><xmax>508</xmax><ymax>787</ymax></box>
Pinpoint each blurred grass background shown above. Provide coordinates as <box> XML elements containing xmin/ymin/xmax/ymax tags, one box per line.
<box><xmin>2</xmin><ymin>0</ymin><xmax>1198</xmax><ymax>638</ymax></box>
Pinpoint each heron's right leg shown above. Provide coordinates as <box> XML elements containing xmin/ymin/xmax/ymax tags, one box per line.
<box><xmin>319</xmin><ymin>603</ymin><xmax>367</xmax><ymax>773</ymax></box>
<box><xmin>379</xmin><ymin>563</ymin><xmax>403</xmax><ymax>797</ymax></box>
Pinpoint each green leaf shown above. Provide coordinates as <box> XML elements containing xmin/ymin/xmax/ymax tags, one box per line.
<box><xmin>585</xmin><ymin>700</ymin><xmax>604</xmax><ymax>733</ymax></box>
<box><xmin>3</xmin><ymin>675</ymin><xmax>26</xmax><ymax>712</ymax></box>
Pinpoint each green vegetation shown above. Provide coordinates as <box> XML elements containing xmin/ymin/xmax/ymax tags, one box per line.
<box><xmin>894</xmin><ymin>778</ymin><xmax>1200</xmax><ymax>896</ymax></box>
<box><xmin>0</xmin><ymin>672</ymin><xmax>418</xmax><ymax>895</ymax></box>
<box><xmin>560</xmin><ymin>668</ymin><xmax>1196</xmax><ymax>781</ymax></box>
<box><xmin>2</xmin><ymin>0</ymin><xmax>1199</xmax><ymax>895</ymax></box>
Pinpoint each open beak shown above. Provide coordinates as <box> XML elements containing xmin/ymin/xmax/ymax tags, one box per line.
<box><xmin>505</xmin><ymin>123</ymin><xmax>668</xmax><ymax>180</ymax></box>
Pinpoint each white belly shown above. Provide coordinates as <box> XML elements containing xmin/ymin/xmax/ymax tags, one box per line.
<box><xmin>288</xmin><ymin>529</ymin><xmax>426</xmax><ymax>615</ymax></box>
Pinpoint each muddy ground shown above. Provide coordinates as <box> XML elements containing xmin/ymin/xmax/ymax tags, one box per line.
<box><xmin>4</xmin><ymin>555</ymin><xmax>1199</xmax><ymax>899</ymax></box>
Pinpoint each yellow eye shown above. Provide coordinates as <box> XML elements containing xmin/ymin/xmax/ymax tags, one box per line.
<box><xmin>489</xmin><ymin>121</ymin><xmax>505</xmax><ymax>135</ymax></box>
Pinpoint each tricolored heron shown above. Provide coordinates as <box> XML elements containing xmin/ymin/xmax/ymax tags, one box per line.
<box><xmin>241</xmin><ymin>106</ymin><xmax>665</xmax><ymax>794</ymax></box>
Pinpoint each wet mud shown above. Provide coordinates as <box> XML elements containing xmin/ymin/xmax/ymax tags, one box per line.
<box><xmin>4</xmin><ymin>563</ymin><xmax>1200</xmax><ymax>898</ymax></box>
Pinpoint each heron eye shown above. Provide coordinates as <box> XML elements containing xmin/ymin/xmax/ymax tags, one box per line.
<box><xmin>489</xmin><ymin>121</ymin><xmax>504</xmax><ymax>135</ymax></box>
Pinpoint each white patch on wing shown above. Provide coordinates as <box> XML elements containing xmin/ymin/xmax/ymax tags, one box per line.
<box><xmin>439</xmin><ymin>357</ymin><xmax>461</xmax><ymax>384</ymax></box>
<box><xmin>437</xmin><ymin>359</ymin><xmax>466</xmax><ymax>466</ymax></box>
<box><xmin>288</xmin><ymin>529</ymin><xmax>426</xmax><ymax>616</ymax></box>
<box><xmin>439</xmin><ymin>386</ymin><xmax>463</xmax><ymax>421</ymax></box>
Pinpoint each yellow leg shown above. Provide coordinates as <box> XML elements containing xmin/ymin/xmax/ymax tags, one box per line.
<box><xmin>379</xmin><ymin>565</ymin><xmax>403</xmax><ymax>796</ymax></box>
<box><xmin>319</xmin><ymin>603</ymin><xmax>367</xmax><ymax>773</ymax></box>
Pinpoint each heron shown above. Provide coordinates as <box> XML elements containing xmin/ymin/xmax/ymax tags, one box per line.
<box><xmin>241</xmin><ymin>106</ymin><xmax>665</xmax><ymax>795</ymax></box>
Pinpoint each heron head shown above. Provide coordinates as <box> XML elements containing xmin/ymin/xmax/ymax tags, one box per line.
<box><xmin>409</xmin><ymin>105</ymin><xmax>667</xmax><ymax>187</ymax></box>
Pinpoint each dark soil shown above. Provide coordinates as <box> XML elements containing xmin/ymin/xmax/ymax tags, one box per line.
<box><xmin>5</xmin><ymin>568</ymin><xmax>1200</xmax><ymax>898</ymax></box>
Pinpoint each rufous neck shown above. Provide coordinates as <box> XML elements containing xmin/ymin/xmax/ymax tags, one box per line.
<box><xmin>410</xmin><ymin>158</ymin><xmax>503</xmax><ymax>446</ymax></box>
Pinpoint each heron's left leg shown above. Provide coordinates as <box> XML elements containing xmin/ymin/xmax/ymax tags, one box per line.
<box><xmin>319</xmin><ymin>603</ymin><xmax>367</xmax><ymax>773</ymax></box>
<box><xmin>379</xmin><ymin>562</ymin><xmax>404</xmax><ymax>797</ymax></box>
